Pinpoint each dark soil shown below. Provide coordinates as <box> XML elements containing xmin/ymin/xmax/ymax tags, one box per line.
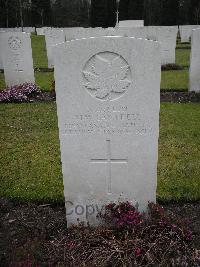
<box><xmin>161</xmin><ymin>64</ymin><xmax>184</xmax><ymax>71</ymax></box>
<box><xmin>29</xmin><ymin>91</ymin><xmax>56</xmax><ymax>102</ymax></box>
<box><xmin>0</xmin><ymin>198</ymin><xmax>199</xmax><ymax>266</ymax></box>
<box><xmin>161</xmin><ymin>91</ymin><xmax>200</xmax><ymax>103</ymax></box>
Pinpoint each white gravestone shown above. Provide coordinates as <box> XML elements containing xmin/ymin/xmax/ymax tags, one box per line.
<box><xmin>45</xmin><ymin>29</ymin><xmax>65</xmax><ymax>68</ymax></box>
<box><xmin>54</xmin><ymin>36</ymin><xmax>161</xmax><ymax>226</ymax></box>
<box><xmin>146</xmin><ymin>26</ymin><xmax>178</xmax><ymax>64</ymax></box>
<box><xmin>0</xmin><ymin>31</ymin><xmax>5</xmax><ymax>69</ymax></box>
<box><xmin>36</xmin><ymin>28</ymin><xmax>44</xmax><ymax>35</ymax></box>
<box><xmin>119</xmin><ymin>20</ymin><xmax>144</xmax><ymax>28</ymax></box>
<box><xmin>1</xmin><ymin>32</ymin><xmax>35</xmax><ymax>86</ymax></box>
<box><xmin>146</xmin><ymin>26</ymin><xmax>158</xmax><ymax>41</ymax></box>
<box><xmin>157</xmin><ymin>26</ymin><xmax>178</xmax><ymax>65</ymax></box>
<box><xmin>83</xmin><ymin>28</ymin><xmax>106</xmax><ymax>38</ymax></box>
<box><xmin>1</xmin><ymin>28</ymin><xmax>22</xmax><ymax>32</ymax></box>
<box><xmin>23</xmin><ymin>27</ymin><xmax>35</xmax><ymax>33</ymax></box>
<box><xmin>179</xmin><ymin>25</ymin><xmax>200</xmax><ymax>43</ymax></box>
<box><xmin>124</xmin><ymin>27</ymin><xmax>147</xmax><ymax>39</ymax></box>
<box><xmin>105</xmin><ymin>27</ymin><xmax>147</xmax><ymax>39</ymax></box>
<box><xmin>64</xmin><ymin>27</ymin><xmax>84</xmax><ymax>41</ymax></box>
<box><xmin>179</xmin><ymin>25</ymin><xmax>193</xmax><ymax>43</ymax></box>
<box><xmin>189</xmin><ymin>28</ymin><xmax>200</xmax><ymax>92</ymax></box>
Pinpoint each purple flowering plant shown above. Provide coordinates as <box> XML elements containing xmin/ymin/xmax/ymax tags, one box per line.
<box><xmin>0</xmin><ymin>83</ymin><xmax>41</xmax><ymax>103</ymax></box>
<box><xmin>100</xmin><ymin>201</ymin><xmax>143</xmax><ymax>228</ymax></box>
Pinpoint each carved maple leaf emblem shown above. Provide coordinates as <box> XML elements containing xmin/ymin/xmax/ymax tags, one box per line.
<box><xmin>83</xmin><ymin>54</ymin><xmax>131</xmax><ymax>100</ymax></box>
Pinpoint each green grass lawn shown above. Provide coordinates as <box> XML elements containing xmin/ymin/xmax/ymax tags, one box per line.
<box><xmin>176</xmin><ymin>41</ymin><xmax>191</xmax><ymax>50</ymax></box>
<box><xmin>0</xmin><ymin>102</ymin><xmax>199</xmax><ymax>202</ymax></box>
<box><xmin>158</xmin><ymin>103</ymin><xmax>200</xmax><ymax>201</ymax></box>
<box><xmin>161</xmin><ymin>70</ymin><xmax>188</xmax><ymax>91</ymax></box>
<box><xmin>176</xmin><ymin>48</ymin><xmax>190</xmax><ymax>67</ymax></box>
<box><xmin>0</xmin><ymin>103</ymin><xmax>63</xmax><ymax>202</ymax></box>
<box><xmin>31</xmin><ymin>35</ymin><xmax>48</xmax><ymax>69</ymax></box>
<box><xmin>35</xmin><ymin>72</ymin><xmax>54</xmax><ymax>91</ymax></box>
<box><xmin>0</xmin><ymin>73</ymin><xmax>5</xmax><ymax>89</ymax></box>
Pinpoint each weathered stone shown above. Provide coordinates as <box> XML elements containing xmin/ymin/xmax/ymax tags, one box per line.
<box><xmin>54</xmin><ymin>36</ymin><xmax>161</xmax><ymax>226</ymax></box>
<box><xmin>44</xmin><ymin>29</ymin><xmax>65</xmax><ymax>68</ymax></box>
<box><xmin>189</xmin><ymin>28</ymin><xmax>200</xmax><ymax>92</ymax></box>
<box><xmin>0</xmin><ymin>32</ymin><xmax>35</xmax><ymax>86</ymax></box>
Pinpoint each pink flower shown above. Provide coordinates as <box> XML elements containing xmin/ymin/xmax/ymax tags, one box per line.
<box><xmin>135</xmin><ymin>248</ymin><xmax>142</xmax><ymax>257</ymax></box>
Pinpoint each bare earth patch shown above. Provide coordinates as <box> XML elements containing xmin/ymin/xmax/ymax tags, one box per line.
<box><xmin>0</xmin><ymin>198</ymin><xmax>199</xmax><ymax>266</ymax></box>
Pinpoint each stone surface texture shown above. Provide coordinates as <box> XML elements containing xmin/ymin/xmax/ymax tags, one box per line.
<box><xmin>119</xmin><ymin>20</ymin><xmax>144</xmax><ymax>27</ymax></box>
<box><xmin>157</xmin><ymin>26</ymin><xmax>178</xmax><ymax>65</ymax></box>
<box><xmin>54</xmin><ymin>36</ymin><xmax>161</xmax><ymax>226</ymax></box>
<box><xmin>179</xmin><ymin>25</ymin><xmax>200</xmax><ymax>43</ymax></box>
<box><xmin>0</xmin><ymin>32</ymin><xmax>35</xmax><ymax>86</ymax></box>
<box><xmin>190</xmin><ymin>28</ymin><xmax>200</xmax><ymax>92</ymax></box>
<box><xmin>0</xmin><ymin>31</ymin><xmax>5</xmax><ymax>69</ymax></box>
<box><xmin>45</xmin><ymin>29</ymin><xmax>65</xmax><ymax>68</ymax></box>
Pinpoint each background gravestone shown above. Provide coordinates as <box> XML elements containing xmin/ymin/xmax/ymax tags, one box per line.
<box><xmin>179</xmin><ymin>25</ymin><xmax>193</xmax><ymax>43</ymax></box>
<box><xmin>119</xmin><ymin>20</ymin><xmax>144</xmax><ymax>27</ymax></box>
<box><xmin>64</xmin><ymin>27</ymin><xmax>85</xmax><ymax>41</ymax></box>
<box><xmin>36</xmin><ymin>28</ymin><xmax>44</xmax><ymax>36</ymax></box>
<box><xmin>189</xmin><ymin>28</ymin><xmax>200</xmax><ymax>93</ymax></box>
<box><xmin>0</xmin><ymin>32</ymin><xmax>35</xmax><ymax>86</ymax></box>
<box><xmin>104</xmin><ymin>27</ymin><xmax>147</xmax><ymax>39</ymax></box>
<box><xmin>156</xmin><ymin>26</ymin><xmax>178</xmax><ymax>65</ymax></box>
<box><xmin>54</xmin><ymin>36</ymin><xmax>161</xmax><ymax>226</ymax></box>
<box><xmin>44</xmin><ymin>29</ymin><xmax>65</xmax><ymax>68</ymax></box>
<box><xmin>146</xmin><ymin>26</ymin><xmax>158</xmax><ymax>41</ymax></box>
<box><xmin>23</xmin><ymin>27</ymin><xmax>35</xmax><ymax>34</ymax></box>
<box><xmin>0</xmin><ymin>31</ymin><xmax>5</xmax><ymax>69</ymax></box>
<box><xmin>179</xmin><ymin>25</ymin><xmax>200</xmax><ymax>43</ymax></box>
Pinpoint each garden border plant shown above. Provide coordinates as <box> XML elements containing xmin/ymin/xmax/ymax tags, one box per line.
<box><xmin>0</xmin><ymin>83</ymin><xmax>41</xmax><ymax>103</ymax></box>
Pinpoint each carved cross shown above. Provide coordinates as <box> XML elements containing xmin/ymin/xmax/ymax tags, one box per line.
<box><xmin>91</xmin><ymin>139</ymin><xmax>128</xmax><ymax>194</ymax></box>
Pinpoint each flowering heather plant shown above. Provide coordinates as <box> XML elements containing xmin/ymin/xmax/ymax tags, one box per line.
<box><xmin>93</xmin><ymin>202</ymin><xmax>198</xmax><ymax>266</ymax></box>
<box><xmin>0</xmin><ymin>83</ymin><xmax>41</xmax><ymax>103</ymax></box>
<box><xmin>148</xmin><ymin>202</ymin><xmax>194</xmax><ymax>242</ymax></box>
<box><xmin>100</xmin><ymin>201</ymin><xmax>143</xmax><ymax>228</ymax></box>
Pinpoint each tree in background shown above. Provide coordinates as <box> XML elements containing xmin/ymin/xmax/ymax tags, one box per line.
<box><xmin>119</xmin><ymin>0</ymin><xmax>144</xmax><ymax>20</ymax></box>
<box><xmin>194</xmin><ymin>3</ymin><xmax>200</xmax><ymax>24</ymax></box>
<box><xmin>190</xmin><ymin>0</ymin><xmax>200</xmax><ymax>24</ymax></box>
<box><xmin>179</xmin><ymin>0</ymin><xmax>200</xmax><ymax>25</ymax></box>
<box><xmin>52</xmin><ymin>0</ymin><xmax>90</xmax><ymax>27</ymax></box>
<box><xmin>31</xmin><ymin>0</ymin><xmax>51</xmax><ymax>27</ymax></box>
<box><xmin>144</xmin><ymin>0</ymin><xmax>162</xmax><ymax>25</ymax></box>
<box><xmin>90</xmin><ymin>0</ymin><xmax>116</xmax><ymax>27</ymax></box>
<box><xmin>118</xmin><ymin>0</ymin><xmax>129</xmax><ymax>21</ymax></box>
<box><xmin>0</xmin><ymin>0</ymin><xmax>200</xmax><ymax>28</ymax></box>
<box><xmin>0</xmin><ymin>0</ymin><xmax>19</xmax><ymax>27</ymax></box>
<box><xmin>160</xmin><ymin>0</ymin><xmax>179</xmax><ymax>25</ymax></box>
<box><xmin>179</xmin><ymin>0</ymin><xmax>191</xmax><ymax>24</ymax></box>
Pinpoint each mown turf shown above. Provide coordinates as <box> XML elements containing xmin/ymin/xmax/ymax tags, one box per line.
<box><xmin>0</xmin><ymin>73</ymin><xmax>5</xmax><ymax>90</ymax></box>
<box><xmin>31</xmin><ymin>35</ymin><xmax>48</xmax><ymax>69</ymax></box>
<box><xmin>176</xmin><ymin>48</ymin><xmax>191</xmax><ymax>67</ymax></box>
<box><xmin>0</xmin><ymin>103</ymin><xmax>63</xmax><ymax>202</ymax></box>
<box><xmin>0</xmin><ymin>103</ymin><xmax>199</xmax><ymax>202</ymax></box>
<box><xmin>35</xmin><ymin>72</ymin><xmax>54</xmax><ymax>91</ymax></box>
<box><xmin>158</xmin><ymin>103</ymin><xmax>200</xmax><ymax>201</ymax></box>
<box><xmin>161</xmin><ymin>70</ymin><xmax>188</xmax><ymax>91</ymax></box>
<box><xmin>176</xmin><ymin>42</ymin><xmax>191</xmax><ymax>50</ymax></box>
